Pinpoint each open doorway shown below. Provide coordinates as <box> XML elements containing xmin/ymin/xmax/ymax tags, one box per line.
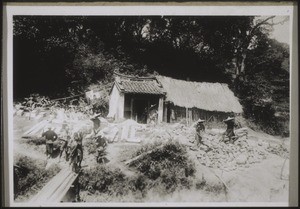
<box><xmin>132</xmin><ymin>99</ymin><xmax>148</xmax><ymax>123</ymax></box>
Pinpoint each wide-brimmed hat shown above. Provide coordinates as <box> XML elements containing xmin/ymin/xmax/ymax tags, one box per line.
<box><xmin>223</xmin><ymin>117</ymin><xmax>234</xmax><ymax>122</ymax></box>
<box><xmin>197</xmin><ymin>118</ymin><xmax>205</xmax><ymax>123</ymax></box>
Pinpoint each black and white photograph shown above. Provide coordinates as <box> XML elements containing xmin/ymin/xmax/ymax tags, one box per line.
<box><xmin>2</xmin><ymin>2</ymin><xmax>297</xmax><ymax>207</ymax></box>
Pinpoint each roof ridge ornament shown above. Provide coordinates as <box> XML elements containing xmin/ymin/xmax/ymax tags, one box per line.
<box><xmin>113</xmin><ymin>71</ymin><xmax>157</xmax><ymax>80</ymax></box>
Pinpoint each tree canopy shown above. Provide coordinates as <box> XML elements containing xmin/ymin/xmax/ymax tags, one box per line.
<box><xmin>13</xmin><ymin>15</ymin><xmax>290</xmax><ymax>135</ymax></box>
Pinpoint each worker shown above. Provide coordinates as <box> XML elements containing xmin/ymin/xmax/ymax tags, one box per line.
<box><xmin>194</xmin><ymin>118</ymin><xmax>205</xmax><ymax>147</ymax></box>
<box><xmin>59</xmin><ymin>125</ymin><xmax>72</xmax><ymax>162</ymax></box>
<box><xmin>222</xmin><ymin>116</ymin><xmax>236</xmax><ymax>142</ymax></box>
<box><xmin>70</xmin><ymin>131</ymin><xmax>84</xmax><ymax>172</ymax></box>
<box><xmin>148</xmin><ymin>104</ymin><xmax>158</xmax><ymax>124</ymax></box>
<box><xmin>96</xmin><ymin>146</ymin><xmax>107</xmax><ymax>164</ymax></box>
<box><xmin>42</xmin><ymin>125</ymin><xmax>58</xmax><ymax>159</ymax></box>
<box><xmin>90</xmin><ymin>113</ymin><xmax>101</xmax><ymax>135</ymax></box>
<box><xmin>94</xmin><ymin>132</ymin><xmax>108</xmax><ymax>163</ymax></box>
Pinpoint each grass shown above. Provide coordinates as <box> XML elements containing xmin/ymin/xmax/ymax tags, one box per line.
<box><xmin>14</xmin><ymin>154</ymin><xmax>61</xmax><ymax>202</ymax></box>
<box><xmin>79</xmin><ymin>140</ymin><xmax>200</xmax><ymax>201</ymax></box>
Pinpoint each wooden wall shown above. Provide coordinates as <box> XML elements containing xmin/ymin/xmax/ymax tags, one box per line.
<box><xmin>165</xmin><ymin>104</ymin><xmax>232</xmax><ymax>125</ymax></box>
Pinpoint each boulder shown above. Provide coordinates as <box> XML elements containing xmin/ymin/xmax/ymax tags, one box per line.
<box><xmin>236</xmin><ymin>154</ymin><xmax>248</xmax><ymax>165</ymax></box>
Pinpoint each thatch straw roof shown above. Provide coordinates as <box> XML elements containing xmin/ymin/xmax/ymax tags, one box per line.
<box><xmin>156</xmin><ymin>76</ymin><xmax>243</xmax><ymax>113</ymax></box>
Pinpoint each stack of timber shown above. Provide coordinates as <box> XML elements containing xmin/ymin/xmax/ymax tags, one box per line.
<box><xmin>29</xmin><ymin>168</ymin><xmax>78</xmax><ymax>204</ymax></box>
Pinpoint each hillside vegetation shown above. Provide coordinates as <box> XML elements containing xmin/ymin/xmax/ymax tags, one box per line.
<box><xmin>13</xmin><ymin>16</ymin><xmax>289</xmax><ymax>135</ymax></box>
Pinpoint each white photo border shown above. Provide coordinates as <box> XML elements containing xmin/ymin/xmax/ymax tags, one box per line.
<box><xmin>2</xmin><ymin>2</ymin><xmax>298</xmax><ymax>207</ymax></box>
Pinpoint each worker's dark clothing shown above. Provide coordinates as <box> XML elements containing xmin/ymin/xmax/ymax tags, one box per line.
<box><xmin>96</xmin><ymin>136</ymin><xmax>107</xmax><ymax>148</ymax></box>
<box><xmin>195</xmin><ymin>123</ymin><xmax>205</xmax><ymax>146</ymax></box>
<box><xmin>59</xmin><ymin>136</ymin><xmax>71</xmax><ymax>160</ymax></box>
<box><xmin>70</xmin><ymin>143</ymin><xmax>83</xmax><ymax>170</ymax></box>
<box><xmin>42</xmin><ymin>130</ymin><xmax>58</xmax><ymax>157</ymax></box>
<box><xmin>96</xmin><ymin>146</ymin><xmax>106</xmax><ymax>163</ymax></box>
<box><xmin>91</xmin><ymin>117</ymin><xmax>101</xmax><ymax>135</ymax></box>
<box><xmin>70</xmin><ymin>132</ymin><xmax>84</xmax><ymax>169</ymax></box>
<box><xmin>223</xmin><ymin>120</ymin><xmax>235</xmax><ymax>141</ymax></box>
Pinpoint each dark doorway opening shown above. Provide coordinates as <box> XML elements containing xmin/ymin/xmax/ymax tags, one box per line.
<box><xmin>133</xmin><ymin>99</ymin><xmax>148</xmax><ymax>124</ymax></box>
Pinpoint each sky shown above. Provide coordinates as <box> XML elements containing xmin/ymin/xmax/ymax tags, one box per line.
<box><xmin>268</xmin><ymin>16</ymin><xmax>290</xmax><ymax>45</ymax></box>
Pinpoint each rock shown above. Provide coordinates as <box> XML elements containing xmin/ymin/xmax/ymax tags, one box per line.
<box><xmin>196</xmin><ymin>154</ymin><xmax>202</xmax><ymax>159</ymax></box>
<box><xmin>24</xmin><ymin>112</ymin><xmax>30</xmax><ymax>117</ymax></box>
<box><xmin>16</xmin><ymin>110</ymin><xmax>24</xmax><ymax>116</ymax></box>
<box><xmin>236</xmin><ymin>154</ymin><xmax>248</xmax><ymax>165</ymax></box>
<box><xmin>198</xmin><ymin>150</ymin><xmax>206</xmax><ymax>156</ymax></box>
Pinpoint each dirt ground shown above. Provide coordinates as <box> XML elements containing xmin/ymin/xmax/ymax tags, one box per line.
<box><xmin>13</xmin><ymin>114</ymin><xmax>290</xmax><ymax>203</ymax></box>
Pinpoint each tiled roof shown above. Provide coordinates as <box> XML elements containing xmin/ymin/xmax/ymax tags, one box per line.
<box><xmin>116</xmin><ymin>79</ymin><xmax>165</xmax><ymax>95</ymax></box>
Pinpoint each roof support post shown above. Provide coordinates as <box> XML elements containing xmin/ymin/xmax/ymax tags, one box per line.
<box><xmin>130</xmin><ymin>98</ymin><xmax>133</xmax><ymax>120</ymax></box>
<box><xmin>157</xmin><ymin>96</ymin><xmax>164</xmax><ymax>124</ymax></box>
<box><xmin>186</xmin><ymin>107</ymin><xmax>188</xmax><ymax>126</ymax></box>
<box><xmin>118</xmin><ymin>93</ymin><xmax>125</xmax><ymax>119</ymax></box>
<box><xmin>163</xmin><ymin>102</ymin><xmax>168</xmax><ymax>122</ymax></box>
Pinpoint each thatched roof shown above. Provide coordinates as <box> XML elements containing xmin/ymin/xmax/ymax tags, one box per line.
<box><xmin>156</xmin><ymin>76</ymin><xmax>243</xmax><ymax>113</ymax></box>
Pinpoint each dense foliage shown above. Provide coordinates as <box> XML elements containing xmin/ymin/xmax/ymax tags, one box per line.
<box><xmin>13</xmin><ymin>16</ymin><xmax>290</xmax><ymax>135</ymax></box>
<box><xmin>79</xmin><ymin>140</ymin><xmax>197</xmax><ymax>199</ymax></box>
<box><xmin>14</xmin><ymin>154</ymin><xmax>61</xmax><ymax>201</ymax></box>
<box><xmin>129</xmin><ymin>140</ymin><xmax>196</xmax><ymax>193</ymax></box>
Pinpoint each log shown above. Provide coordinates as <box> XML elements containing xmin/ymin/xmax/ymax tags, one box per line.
<box><xmin>23</xmin><ymin>120</ymin><xmax>49</xmax><ymax>136</ymax></box>
<box><xmin>208</xmin><ymin>168</ymin><xmax>230</xmax><ymax>192</ymax></box>
<box><xmin>51</xmin><ymin>93</ymin><xmax>84</xmax><ymax>101</ymax></box>
<box><xmin>124</xmin><ymin>144</ymin><xmax>165</xmax><ymax>165</ymax></box>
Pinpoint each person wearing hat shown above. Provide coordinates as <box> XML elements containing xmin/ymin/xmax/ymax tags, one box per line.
<box><xmin>222</xmin><ymin>116</ymin><xmax>236</xmax><ymax>142</ymax></box>
<box><xmin>69</xmin><ymin>131</ymin><xmax>84</xmax><ymax>172</ymax></box>
<box><xmin>90</xmin><ymin>113</ymin><xmax>101</xmax><ymax>135</ymax></box>
<box><xmin>42</xmin><ymin>125</ymin><xmax>58</xmax><ymax>158</ymax></box>
<box><xmin>195</xmin><ymin>118</ymin><xmax>206</xmax><ymax>147</ymax></box>
<box><xmin>59</xmin><ymin>123</ymin><xmax>72</xmax><ymax>162</ymax></box>
<box><xmin>148</xmin><ymin>104</ymin><xmax>158</xmax><ymax>124</ymax></box>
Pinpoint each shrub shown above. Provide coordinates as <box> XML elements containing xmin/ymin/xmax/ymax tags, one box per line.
<box><xmin>129</xmin><ymin>140</ymin><xmax>196</xmax><ymax>194</ymax></box>
<box><xmin>83</xmin><ymin>138</ymin><xmax>98</xmax><ymax>154</ymax></box>
<box><xmin>25</xmin><ymin>137</ymin><xmax>46</xmax><ymax>146</ymax></box>
<box><xmin>14</xmin><ymin>154</ymin><xmax>60</xmax><ymax>200</ymax></box>
<box><xmin>79</xmin><ymin>165</ymin><xmax>129</xmax><ymax>196</ymax></box>
<box><xmin>131</xmin><ymin>139</ymin><xmax>163</xmax><ymax>158</ymax></box>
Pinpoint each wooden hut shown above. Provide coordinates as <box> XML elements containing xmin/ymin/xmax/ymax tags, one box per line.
<box><xmin>107</xmin><ymin>73</ymin><xmax>243</xmax><ymax>125</ymax></box>
<box><xmin>156</xmin><ymin>76</ymin><xmax>243</xmax><ymax>124</ymax></box>
<box><xmin>107</xmin><ymin>73</ymin><xmax>166</xmax><ymax>124</ymax></box>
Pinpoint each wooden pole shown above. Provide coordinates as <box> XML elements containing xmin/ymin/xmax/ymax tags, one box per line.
<box><xmin>186</xmin><ymin>108</ymin><xmax>188</xmax><ymax>126</ymax></box>
<box><xmin>51</xmin><ymin>93</ymin><xmax>84</xmax><ymax>102</ymax></box>
<box><xmin>157</xmin><ymin>97</ymin><xmax>164</xmax><ymax>124</ymax></box>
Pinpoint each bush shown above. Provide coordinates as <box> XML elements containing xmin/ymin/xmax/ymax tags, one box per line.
<box><xmin>25</xmin><ymin>137</ymin><xmax>46</xmax><ymax>146</ymax></box>
<box><xmin>83</xmin><ymin>138</ymin><xmax>98</xmax><ymax>155</ymax></box>
<box><xmin>79</xmin><ymin>165</ymin><xmax>129</xmax><ymax>196</ymax></box>
<box><xmin>129</xmin><ymin>140</ymin><xmax>196</xmax><ymax>194</ymax></box>
<box><xmin>79</xmin><ymin>140</ymin><xmax>197</xmax><ymax>200</ymax></box>
<box><xmin>14</xmin><ymin>154</ymin><xmax>60</xmax><ymax>200</ymax></box>
<box><xmin>131</xmin><ymin>139</ymin><xmax>163</xmax><ymax>158</ymax></box>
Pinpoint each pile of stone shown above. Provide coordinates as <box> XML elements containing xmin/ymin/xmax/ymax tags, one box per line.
<box><xmin>195</xmin><ymin>135</ymin><xmax>268</xmax><ymax>171</ymax></box>
<box><xmin>13</xmin><ymin>94</ymin><xmax>93</xmax><ymax>121</ymax></box>
<box><xmin>143</xmin><ymin>124</ymin><xmax>268</xmax><ymax>171</ymax></box>
<box><xmin>14</xmin><ymin>104</ymin><xmax>49</xmax><ymax>120</ymax></box>
<box><xmin>117</xmin><ymin>122</ymin><xmax>288</xmax><ymax>172</ymax></box>
<box><xmin>266</xmin><ymin>143</ymin><xmax>289</xmax><ymax>159</ymax></box>
<box><xmin>145</xmin><ymin>123</ymin><xmax>195</xmax><ymax>144</ymax></box>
